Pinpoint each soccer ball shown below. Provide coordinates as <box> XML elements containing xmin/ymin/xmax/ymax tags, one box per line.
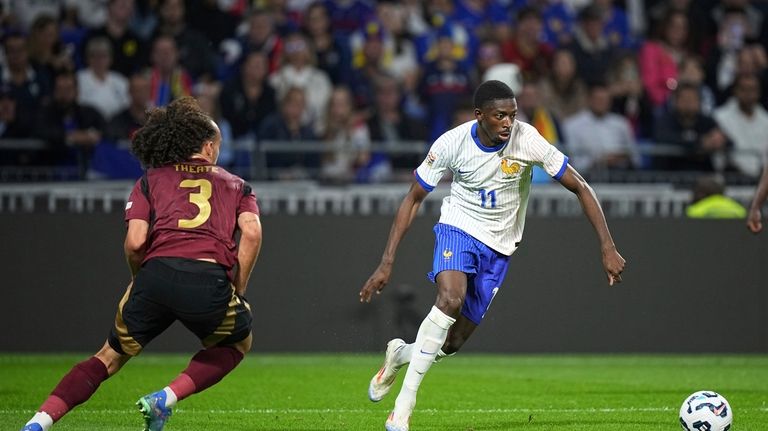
<box><xmin>679</xmin><ymin>390</ymin><xmax>732</xmax><ymax>431</ymax></box>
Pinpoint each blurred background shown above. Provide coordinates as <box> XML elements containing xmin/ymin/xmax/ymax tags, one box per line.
<box><xmin>0</xmin><ymin>0</ymin><xmax>766</xmax><ymax>354</ymax></box>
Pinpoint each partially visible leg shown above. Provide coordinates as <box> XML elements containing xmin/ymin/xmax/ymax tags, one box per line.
<box><xmin>166</xmin><ymin>334</ymin><xmax>252</xmax><ymax>404</ymax></box>
<box><xmin>386</xmin><ymin>270</ymin><xmax>464</xmax><ymax>430</ymax></box>
<box><xmin>138</xmin><ymin>286</ymin><xmax>253</xmax><ymax>431</ymax></box>
<box><xmin>437</xmin><ymin>314</ymin><xmax>478</xmax><ymax>358</ymax></box>
<box><xmin>22</xmin><ymin>342</ymin><xmax>130</xmax><ymax>431</ymax></box>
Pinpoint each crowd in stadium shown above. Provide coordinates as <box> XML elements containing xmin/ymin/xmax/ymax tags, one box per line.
<box><xmin>0</xmin><ymin>0</ymin><xmax>767</xmax><ymax>184</ymax></box>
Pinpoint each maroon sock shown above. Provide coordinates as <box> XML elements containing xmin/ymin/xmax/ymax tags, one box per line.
<box><xmin>172</xmin><ymin>346</ymin><xmax>243</xmax><ymax>399</ymax></box>
<box><xmin>41</xmin><ymin>357</ymin><xmax>109</xmax><ymax>421</ymax></box>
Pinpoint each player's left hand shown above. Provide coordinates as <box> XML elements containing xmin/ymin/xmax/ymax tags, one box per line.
<box><xmin>602</xmin><ymin>248</ymin><xmax>625</xmax><ymax>286</ymax></box>
<box><xmin>359</xmin><ymin>263</ymin><xmax>392</xmax><ymax>303</ymax></box>
<box><xmin>747</xmin><ymin>208</ymin><xmax>763</xmax><ymax>234</ymax></box>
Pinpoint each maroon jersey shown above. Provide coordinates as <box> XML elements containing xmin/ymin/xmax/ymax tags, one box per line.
<box><xmin>125</xmin><ymin>158</ymin><xmax>259</xmax><ymax>272</ymax></box>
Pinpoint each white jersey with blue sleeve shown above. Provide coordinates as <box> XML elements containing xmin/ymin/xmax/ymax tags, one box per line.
<box><xmin>414</xmin><ymin>120</ymin><xmax>568</xmax><ymax>255</ymax></box>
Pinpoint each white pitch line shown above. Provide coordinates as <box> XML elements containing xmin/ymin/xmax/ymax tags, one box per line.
<box><xmin>2</xmin><ymin>407</ymin><xmax>768</xmax><ymax>415</ymax></box>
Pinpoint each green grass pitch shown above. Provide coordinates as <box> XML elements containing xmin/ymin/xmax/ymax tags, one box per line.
<box><xmin>1</xmin><ymin>354</ymin><xmax>767</xmax><ymax>430</ymax></box>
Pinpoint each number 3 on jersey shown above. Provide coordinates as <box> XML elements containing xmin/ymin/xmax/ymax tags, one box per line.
<box><xmin>479</xmin><ymin>189</ymin><xmax>497</xmax><ymax>208</ymax></box>
<box><xmin>179</xmin><ymin>179</ymin><xmax>212</xmax><ymax>228</ymax></box>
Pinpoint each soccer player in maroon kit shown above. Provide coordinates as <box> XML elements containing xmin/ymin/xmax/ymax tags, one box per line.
<box><xmin>21</xmin><ymin>97</ymin><xmax>262</xmax><ymax>431</ymax></box>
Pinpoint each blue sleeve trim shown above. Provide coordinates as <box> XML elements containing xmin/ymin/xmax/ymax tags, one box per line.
<box><xmin>414</xmin><ymin>170</ymin><xmax>435</xmax><ymax>192</ymax></box>
<box><xmin>553</xmin><ymin>155</ymin><xmax>569</xmax><ymax>180</ymax></box>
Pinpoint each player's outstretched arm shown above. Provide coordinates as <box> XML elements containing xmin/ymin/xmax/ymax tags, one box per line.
<box><xmin>234</xmin><ymin>212</ymin><xmax>262</xmax><ymax>296</ymax></box>
<box><xmin>747</xmin><ymin>166</ymin><xmax>768</xmax><ymax>234</ymax></box>
<box><xmin>359</xmin><ymin>181</ymin><xmax>429</xmax><ymax>303</ymax></box>
<box><xmin>558</xmin><ymin>165</ymin><xmax>626</xmax><ymax>286</ymax></box>
<box><xmin>124</xmin><ymin>219</ymin><xmax>149</xmax><ymax>279</ymax></box>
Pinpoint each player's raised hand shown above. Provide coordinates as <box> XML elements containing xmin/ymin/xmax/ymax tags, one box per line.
<box><xmin>747</xmin><ymin>208</ymin><xmax>763</xmax><ymax>234</ymax></box>
<box><xmin>602</xmin><ymin>249</ymin><xmax>625</xmax><ymax>286</ymax></box>
<box><xmin>359</xmin><ymin>263</ymin><xmax>392</xmax><ymax>303</ymax></box>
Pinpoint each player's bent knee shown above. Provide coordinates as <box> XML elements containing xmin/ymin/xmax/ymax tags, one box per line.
<box><xmin>434</xmin><ymin>295</ymin><xmax>463</xmax><ymax>317</ymax></box>
<box><xmin>94</xmin><ymin>341</ymin><xmax>132</xmax><ymax>375</ymax></box>
<box><xmin>231</xmin><ymin>333</ymin><xmax>253</xmax><ymax>355</ymax></box>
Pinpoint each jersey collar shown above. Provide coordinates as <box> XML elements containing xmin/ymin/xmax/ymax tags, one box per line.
<box><xmin>471</xmin><ymin>122</ymin><xmax>508</xmax><ymax>153</ymax></box>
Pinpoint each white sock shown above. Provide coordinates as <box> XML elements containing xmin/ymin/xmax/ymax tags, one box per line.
<box><xmin>393</xmin><ymin>343</ymin><xmax>413</xmax><ymax>368</ymax></box>
<box><xmin>392</xmin><ymin>306</ymin><xmax>455</xmax><ymax>420</ymax></box>
<box><xmin>163</xmin><ymin>387</ymin><xmax>178</xmax><ymax>408</ymax></box>
<box><xmin>26</xmin><ymin>412</ymin><xmax>53</xmax><ymax>430</ymax></box>
<box><xmin>395</xmin><ymin>345</ymin><xmax>455</xmax><ymax>367</ymax></box>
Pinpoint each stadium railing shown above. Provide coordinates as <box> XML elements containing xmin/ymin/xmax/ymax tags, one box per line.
<box><xmin>0</xmin><ymin>179</ymin><xmax>757</xmax><ymax>217</ymax></box>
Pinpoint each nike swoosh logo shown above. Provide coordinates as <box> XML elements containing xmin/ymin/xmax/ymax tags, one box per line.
<box><xmin>457</xmin><ymin>170</ymin><xmax>470</xmax><ymax>174</ymax></box>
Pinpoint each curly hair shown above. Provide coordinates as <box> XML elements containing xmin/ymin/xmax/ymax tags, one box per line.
<box><xmin>474</xmin><ymin>80</ymin><xmax>516</xmax><ymax>110</ymax></box>
<box><xmin>131</xmin><ymin>97</ymin><xmax>217</xmax><ymax>168</ymax></box>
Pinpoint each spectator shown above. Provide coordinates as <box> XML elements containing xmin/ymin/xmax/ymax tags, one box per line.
<box><xmin>606</xmin><ymin>52</ymin><xmax>651</xmax><ymax>137</ymax></box>
<box><xmin>346</xmin><ymin>21</ymin><xmax>395</xmax><ymax>112</ymax></box>
<box><xmin>451</xmin><ymin>0</ymin><xmax>509</xmax><ymax>43</ymax></box>
<box><xmin>473</xmin><ymin>39</ymin><xmax>503</xmax><ymax>85</ymax></box>
<box><xmin>258</xmin><ymin>86</ymin><xmax>319</xmax><ymax>180</ymax></box>
<box><xmin>0</xmin><ymin>87</ymin><xmax>30</xmax><ymax>138</ymax></box>
<box><xmin>366</xmin><ymin>74</ymin><xmax>425</xmax><ymax>171</ymax></box>
<box><xmin>539</xmin><ymin>0</ymin><xmax>577</xmax><ymax>47</ymax></box>
<box><xmin>233</xmin><ymin>9</ymin><xmax>283</xmax><ymax>76</ymax></box>
<box><xmin>677</xmin><ymin>55</ymin><xmax>717</xmax><ymax>116</ymax></box>
<box><xmin>415</xmin><ymin>15</ymin><xmax>475</xmax><ymax>73</ymax></box>
<box><xmin>84</xmin><ymin>0</ymin><xmax>147</xmax><ymax>77</ymax></box>
<box><xmin>153</xmin><ymin>0</ymin><xmax>217</xmax><ymax>81</ymax></box>
<box><xmin>302</xmin><ymin>2</ymin><xmax>350</xmax><ymax>84</ymax></box>
<box><xmin>639</xmin><ymin>9</ymin><xmax>690</xmax><ymax>111</ymax></box>
<box><xmin>593</xmin><ymin>0</ymin><xmax>636</xmax><ymax>49</ymax></box>
<box><xmin>562</xmin><ymin>82</ymin><xmax>637</xmax><ymax>175</ymax></box>
<box><xmin>653</xmin><ymin>82</ymin><xmax>728</xmax><ymax>171</ymax></box>
<box><xmin>8</xmin><ymin>0</ymin><xmax>60</xmax><ymax>30</ymax></box>
<box><xmin>567</xmin><ymin>4</ymin><xmax>617</xmax><ymax>85</ymax></box>
<box><xmin>500</xmin><ymin>6</ymin><xmax>553</xmax><ymax>82</ymax></box>
<box><xmin>65</xmin><ymin>0</ymin><xmax>109</xmax><ymax>29</ymax></box>
<box><xmin>77</xmin><ymin>37</ymin><xmax>129</xmax><ymax>120</ymax></box>
<box><xmin>269</xmin><ymin>32</ymin><xmax>332</xmax><ymax>135</ymax></box>
<box><xmin>187</xmin><ymin>0</ymin><xmax>239</xmax><ymax>47</ymax></box>
<box><xmin>419</xmin><ymin>26</ymin><xmax>472</xmax><ymax>142</ymax></box>
<box><xmin>322</xmin><ymin>0</ymin><xmax>375</xmax><ymax>37</ymax></box>
<box><xmin>321</xmin><ymin>86</ymin><xmax>378</xmax><ymax>183</ymax></box>
<box><xmin>713</xmin><ymin>74</ymin><xmax>768</xmax><ymax>178</ymax></box>
<box><xmin>220</xmin><ymin>51</ymin><xmax>277</xmax><ymax>140</ymax></box>
<box><xmin>703</xmin><ymin>6</ymin><xmax>762</xmax><ymax>103</ymax></box>
<box><xmin>537</xmin><ymin>48</ymin><xmax>587</xmax><ymax>121</ymax></box>
<box><xmin>34</xmin><ymin>71</ymin><xmax>105</xmax><ymax>171</ymax></box>
<box><xmin>260</xmin><ymin>0</ymin><xmax>299</xmax><ymax>36</ymax></box>
<box><xmin>195</xmin><ymin>82</ymin><xmax>234</xmax><ymax>168</ymax></box>
<box><xmin>733</xmin><ymin>44</ymin><xmax>768</xmax><ymax>108</ymax></box>
<box><xmin>27</xmin><ymin>15</ymin><xmax>74</xmax><ymax>77</ymax></box>
<box><xmin>0</xmin><ymin>88</ymin><xmax>37</xmax><ymax>166</ymax></box>
<box><xmin>104</xmin><ymin>71</ymin><xmax>150</xmax><ymax>141</ymax></box>
<box><xmin>516</xmin><ymin>80</ymin><xmax>561</xmax><ymax>147</ymax></box>
<box><xmin>686</xmin><ymin>175</ymin><xmax>746</xmax><ymax>218</ymax></box>
<box><xmin>1</xmin><ymin>32</ymin><xmax>52</xmax><ymax>131</ymax></box>
<box><xmin>148</xmin><ymin>35</ymin><xmax>193</xmax><ymax>106</ymax></box>
<box><xmin>374</xmin><ymin>2</ymin><xmax>420</xmax><ymax>88</ymax></box>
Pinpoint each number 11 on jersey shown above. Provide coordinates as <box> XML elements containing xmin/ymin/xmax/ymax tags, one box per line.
<box><xmin>479</xmin><ymin>189</ymin><xmax>497</xmax><ymax>208</ymax></box>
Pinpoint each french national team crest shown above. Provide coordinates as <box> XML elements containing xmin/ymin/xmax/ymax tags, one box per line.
<box><xmin>500</xmin><ymin>157</ymin><xmax>523</xmax><ymax>178</ymax></box>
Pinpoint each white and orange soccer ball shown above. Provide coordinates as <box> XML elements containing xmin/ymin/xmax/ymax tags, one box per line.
<box><xmin>679</xmin><ymin>390</ymin><xmax>732</xmax><ymax>431</ymax></box>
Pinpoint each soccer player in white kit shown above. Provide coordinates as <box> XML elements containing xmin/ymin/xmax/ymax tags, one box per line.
<box><xmin>359</xmin><ymin>80</ymin><xmax>626</xmax><ymax>431</ymax></box>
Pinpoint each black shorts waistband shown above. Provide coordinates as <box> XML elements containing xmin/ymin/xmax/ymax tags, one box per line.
<box><xmin>148</xmin><ymin>257</ymin><xmax>227</xmax><ymax>277</ymax></box>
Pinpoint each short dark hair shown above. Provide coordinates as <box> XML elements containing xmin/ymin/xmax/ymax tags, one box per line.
<box><xmin>131</xmin><ymin>97</ymin><xmax>218</xmax><ymax>168</ymax></box>
<box><xmin>473</xmin><ymin>80</ymin><xmax>515</xmax><ymax>110</ymax></box>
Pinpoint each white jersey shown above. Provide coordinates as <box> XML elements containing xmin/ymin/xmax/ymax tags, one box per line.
<box><xmin>415</xmin><ymin>120</ymin><xmax>568</xmax><ymax>255</ymax></box>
